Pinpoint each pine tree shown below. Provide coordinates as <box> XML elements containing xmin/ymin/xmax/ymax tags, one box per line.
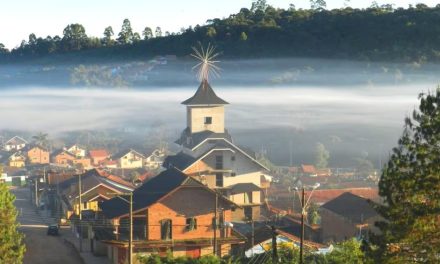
<box><xmin>371</xmin><ymin>89</ymin><xmax>440</xmax><ymax>263</ymax></box>
<box><xmin>0</xmin><ymin>182</ymin><xmax>26</xmax><ymax>263</ymax></box>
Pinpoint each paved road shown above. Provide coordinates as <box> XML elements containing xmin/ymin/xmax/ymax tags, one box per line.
<box><xmin>13</xmin><ymin>187</ymin><xmax>83</xmax><ymax>264</ymax></box>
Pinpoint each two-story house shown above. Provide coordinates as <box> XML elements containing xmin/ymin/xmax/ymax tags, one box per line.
<box><xmin>4</xmin><ymin>136</ymin><xmax>28</xmax><ymax>152</ymax></box>
<box><xmin>164</xmin><ymin>79</ymin><xmax>271</xmax><ymax>221</ymax></box>
<box><xmin>8</xmin><ymin>151</ymin><xmax>26</xmax><ymax>167</ymax></box>
<box><xmin>113</xmin><ymin>149</ymin><xmax>145</xmax><ymax>169</ymax></box>
<box><xmin>66</xmin><ymin>144</ymin><xmax>87</xmax><ymax>158</ymax></box>
<box><xmin>26</xmin><ymin>145</ymin><xmax>50</xmax><ymax>164</ymax></box>
<box><xmin>99</xmin><ymin>167</ymin><xmax>245</xmax><ymax>263</ymax></box>
<box><xmin>89</xmin><ymin>149</ymin><xmax>110</xmax><ymax>166</ymax></box>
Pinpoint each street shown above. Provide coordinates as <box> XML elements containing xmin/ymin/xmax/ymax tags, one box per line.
<box><xmin>13</xmin><ymin>187</ymin><xmax>83</xmax><ymax>264</ymax></box>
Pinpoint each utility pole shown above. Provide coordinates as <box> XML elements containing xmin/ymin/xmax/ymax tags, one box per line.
<box><xmin>300</xmin><ymin>187</ymin><xmax>305</xmax><ymax>264</ymax></box>
<box><xmin>271</xmin><ymin>225</ymin><xmax>277</xmax><ymax>263</ymax></box>
<box><xmin>213</xmin><ymin>191</ymin><xmax>218</xmax><ymax>256</ymax></box>
<box><xmin>78</xmin><ymin>173</ymin><xmax>83</xmax><ymax>252</ymax></box>
<box><xmin>129</xmin><ymin>193</ymin><xmax>133</xmax><ymax>264</ymax></box>
<box><xmin>35</xmin><ymin>178</ymin><xmax>38</xmax><ymax>207</ymax></box>
<box><xmin>108</xmin><ymin>192</ymin><xmax>133</xmax><ymax>264</ymax></box>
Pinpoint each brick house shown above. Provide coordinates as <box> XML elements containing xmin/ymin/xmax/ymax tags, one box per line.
<box><xmin>52</xmin><ymin>150</ymin><xmax>76</xmax><ymax>166</ymax></box>
<box><xmin>99</xmin><ymin>168</ymin><xmax>245</xmax><ymax>263</ymax></box>
<box><xmin>26</xmin><ymin>145</ymin><xmax>50</xmax><ymax>164</ymax></box>
<box><xmin>89</xmin><ymin>149</ymin><xmax>110</xmax><ymax>166</ymax></box>
<box><xmin>319</xmin><ymin>192</ymin><xmax>381</xmax><ymax>243</ymax></box>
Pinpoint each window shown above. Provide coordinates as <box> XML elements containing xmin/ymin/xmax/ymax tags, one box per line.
<box><xmin>204</xmin><ymin>117</ymin><xmax>212</xmax><ymax>124</ymax></box>
<box><xmin>231</xmin><ymin>156</ymin><xmax>235</xmax><ymax>161</ymax></box>
<box><xmin>231</xmin><ymin>172</ymin><xmax>236</xmax><ymax>177</ymax></box>
<box><xmin>216</xmin><ymin>173</ymin><xmax>223</xmax><ymax>187</ymax></box>
<box><xmin>185</xmin><ymin>218</ymin><xmax>197</xmax><ymax>231</ymax></box>
<box><xmin>215</xmin><ymin>155</ymin><xmax>223</xmax><ymax>170</ymax></box>
<box><xmin>160</xmin><ymin>219</ymin><xmax>172</xmax><ymax>240</ymax></box>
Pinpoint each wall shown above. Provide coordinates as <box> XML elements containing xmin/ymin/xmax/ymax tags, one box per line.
<box><xmin>188</xmin><ymin>106</ymin><xmax>225</xmax><ymax>133</ymax></box>
<box><xmin>119</xmin><ymin>152</ymin><xmax>144</xmax><ymax>169</ymax></box>
<box><xmin>27</xmin><ymin>148</ymin><xmax>49</xmax><ymax>164</ymax></box>
<box><xmin>146</xmin><ymin>187</ymin><xmax>232</xmax><ymax>241</ymax></box>
<box><xmin>320</xmin><ymin>208</ymin><xmax>358</xmax><ymax>242</ymax></box>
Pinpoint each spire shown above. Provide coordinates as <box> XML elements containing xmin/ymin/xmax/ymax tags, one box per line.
<box><xmin>181</xmin><ymin>79</ymin><xmax>229</xmax><ymax>106</ymax></box>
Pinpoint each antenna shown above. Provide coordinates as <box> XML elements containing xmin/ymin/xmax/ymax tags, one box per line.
<box><xmin>191</xmin><ymin>43</ymin><xmax>221</xmax><ymax>82</ymax></box>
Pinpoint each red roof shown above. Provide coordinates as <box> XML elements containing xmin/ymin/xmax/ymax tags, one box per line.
<box><xmin>89</xmin><ymin>149</ymin><xmax>109</xmax><ymax>158</ymax></box>
<box><xmin>95</xmin><ymin>169</ymin><xmax>134</xmax><ymax>188</ymax></box>
<box><xmin>301</xmin><ymin>164</ymin><xmax>317</xmax><ymax>174</ymax></box>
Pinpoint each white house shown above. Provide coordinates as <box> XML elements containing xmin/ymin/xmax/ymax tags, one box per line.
<box><xmin>113</xmin><ymin>149</ymin><xmax>146</xmax><ymax>169</ymax></box>
<box><xmin>4</xmin><ymin>136</ymin><xmax>28</xmax><ymax>152</ymax></box>
<box><xmin>66</xmin><ymin>144</ymin><xmax>86</xmax><ymax>158</ymax></box>
<box><xmin>144</xmin><ymin>149</ymin><xmax>165</xmax><ymax>170</ymax></box>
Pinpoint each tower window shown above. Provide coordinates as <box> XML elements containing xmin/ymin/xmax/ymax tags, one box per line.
<box><xmin>204</xmin><ymin>117</ymin><xmax>212</xmax><ymax>124</ymax></box>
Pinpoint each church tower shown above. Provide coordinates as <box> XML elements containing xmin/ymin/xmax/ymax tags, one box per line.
<box><xmin>182</xmin><ymin>79</ymin><xmax>229</xmax><ymax>134</ymax></box>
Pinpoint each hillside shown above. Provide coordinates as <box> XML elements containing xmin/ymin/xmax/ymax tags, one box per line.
<box><xmin>1</xmin><ymin>3</ymin><xmax>440</xmax><ymax>63</ymax></box>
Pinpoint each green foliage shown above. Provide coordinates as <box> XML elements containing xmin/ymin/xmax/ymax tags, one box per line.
<box><xmin>143</xmin><ymin>27</ymin><xmax>153</xmax><ymax>40</ymax></box>
<box><xmin>118</xmin><ymin>19</ymin><xmax>134</xmax><ymax>44</ymax></box>
<box><xmin>32</xmin><ymin>132</ymin><xmax>49</xmax><ymax>148</ymax></box>
<box><xmin>314</xmin><ymin>142</ymin><xmax>330</xmax><ymax>169</ymax></box>
<box><xmin>0</xmin><ymin>183</ymin><xmax>26</xmax><ymax>263</ymax></box>
<box><xmin>6</xmin><ymin>4</ymin><xmax>440</xmax><ymax>62</ymax></box>
<box><xmin>103</xmin><ymin>26</ymin><xmax>115</xmax><ymax>46</ymax></box>
<box><xmin>137</xmin><ymin>254</ymin><xmax>231</xmax><ymax>264</ymax></box>
<box><xmin>310</xmin><ymin>0</ymin><xmax>327</xmax><ymax>10</ymax></box>
<box><xmin>307</xmin><ymin>201</ymin><xmax>321</xmax><ymax>225</ymax></box>
<box><xmin>70</xmin><ymin>64</ymin><xmax>128</xmax><ymax>87</ymax></box>
<box><xmin>239</xmin><ymin>32</ymin><xmax>248</xmax><ymax>41</ymax></box>
<box><xmin>370</xmin><ymin>89</ymin><xmax>440</xmax><ymax>263</ymax></box>
<box><xmin>62</xmin><ymin>23</ymin><xmax>88</xmax><ymax>51</ymax></box>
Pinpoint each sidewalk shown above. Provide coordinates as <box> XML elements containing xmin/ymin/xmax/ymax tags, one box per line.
<box><xmin>37</xmin><ymin>209</ymin><xmax>109</xmax><ymax>264</ymax></box>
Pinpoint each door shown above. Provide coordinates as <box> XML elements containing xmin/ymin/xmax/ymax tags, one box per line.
<box><xmin>186</xmin><ymin>246</ymin><xmax>201</xmax><ymax>258</ymax></box>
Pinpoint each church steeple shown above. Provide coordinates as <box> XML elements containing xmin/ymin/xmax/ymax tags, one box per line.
<box><xmin>183</xmin><ymin>79</ymin><xmax>228</xmax><ymax>134</ymax></box>
<box><xmin>182</xmin><ymin>79</ymin><xmax>228</xmax><ymax>106</ymax></box>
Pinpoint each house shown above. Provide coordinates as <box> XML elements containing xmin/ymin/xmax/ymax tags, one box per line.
<box><xmin>66</xmin><ymin>144</ymin><xmax>86</xmax><ymax>158</ymax></box>
<box><xmin>26</xmin><ymin>145</ymin><xmax>50</xmax><ymax>164</ymax></box>
<box><xmin>319</xmin><ymin>192</ymin><xmax>381</xmax><ymax>243</ymax></box>
<box><xmin>113</xmin><ymin>149</ymin><xmax>145</xmax><ymax>169</ymax></box>
<box><xmin>301</xmin><ymin>164</ymin><xmax>318</xmax><ymax>177</ymax></box>
<box><xmin>0</xmin><ymin>168</ymin><xmax>29</xmax><ymax>186</ymax></box>
<box><xmin>144</xmin><ymin>149</ymin><xmax>165</xmax><ymax>170</ymax></box>
<box><xmin>99</xmin><ymin>167</ymin><xmax>245</xmax><ymax>263</ymax></box>
<box><xmin>52</xmin><ymin>150</ymin><xmax>76</xmax><ymax>166</ymax></box>
<box><xmin>58</xmin><ymin>169</ymin><xmax>134</xmax><ymax>220</ymax></box>
<box><xmin>73</xmin><ymin>157</ymin><xmax>92</xmax><ymax>169</ymax></box>
<box><xmin>89</xmin><ymin>149</ymin><xmax>110</xmax><ymax>166</ymax></box>
<box><xmin>9</xmin><ymin>151</ymin><xmax>26</xmax><ymax>167</ymax></box>
<box><xmin>233</xmin><ymin>222</ymin><xmax>331</xmax><ymax>257</ymax></box>
<box><xmin>164</xmin><ymin>79</ymin><xmax>271</xmax><ymax>221</ymax></box>
<box><xmin>4</xmin><ymin>136</ymin><xmax>28</xmax><ymax>152</ymax></box>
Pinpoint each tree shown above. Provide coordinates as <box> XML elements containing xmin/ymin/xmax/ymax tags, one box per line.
<box><xmin>0</xmin><ymin>182</ymin><xmax>26</xmax><ymax>263</ymax></box>
<box><xmin>251</xmin><ymin>0</ymin><xmax>268</xmax><ymax>12</ymax></box>
<box><xmin>314</xmin><ymin>142</ymin><xmax>330</xmax><ymax>169</ymax></box>
<box><xmin>133</xmin><ymin>32</ymin><xmax>141</xmax><ymax>42</ymax></box>
<box><xmin>307</xmin><ymin>202</ymin><xmax>320</xmax><ymax>225</ymax></box>
<box><xmin>117</xmin><ymin>19</ymin><xmax>134</xmax><ymax>44</ymax></box>
<box><xmin>355</xmin><ymin>157</ymin><xmax>375</xmax><ymax>179</ymax></box>
<box><xmin>310</xmin><ymin>0</ymin><xmax>327</xmax><ymax>10</ymax></box>
<box><xmin>142</xmin><ymin>27</ymin><xmax>153</xmax><ymax>40</ymax></box>
<box><xmin>370</xmin><ymin>89</ymin><xmax>440</xmax><ymax>263</ymax></box>
<box><xmin>62</xmin><ymin>23</ymin><xmax>88</xmax><ymax>51</ymax></box>
<box><xmin>0</xmin><ymin>43</ymin><xmax>8</xmax><ymax>54</ymax></box>
<box><xmin>32</xmin><ymin>132</ymin><xmax>49</xmax><ymax>148</ymax></box>
<box><xmin>325</xmin><ymin>239</ymin><xmax>367</xmax><ymax>264</ymax></box>
<box><xmin>240</xmin><ymin>32</ymin><xmax>248</xmax><ymax>41</ymax></box>
<box><xmin>103</xmin><ymin>26</ymin><xmax>114</xmax><ymax>46</ymax></box>
<box><xmin>155</xmin><ymin>27</ymin><xmax>162</xmax><ymax>37</ymax></box>
<box><xmin>206</xmin><ymin>27</ymin><xmax>217</xmax><ymax>38</ymax></box>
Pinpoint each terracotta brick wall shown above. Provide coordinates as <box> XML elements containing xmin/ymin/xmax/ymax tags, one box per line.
<box><xmin>147</xmin><ymin>187</ymin><xmax>232</xmax><ymax>241</ymax></box>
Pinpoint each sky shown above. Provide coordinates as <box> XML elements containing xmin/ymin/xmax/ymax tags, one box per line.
<box><xmin>0</xmin><ymin>0</ymin><xmax>439</xmax><ymax>49</ymax></box>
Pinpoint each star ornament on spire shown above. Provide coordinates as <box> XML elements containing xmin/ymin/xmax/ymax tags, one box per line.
<box><xmin>191</xmin><ymin>43</ymin><xmax>221</xmax><ymax>82</ymax></box>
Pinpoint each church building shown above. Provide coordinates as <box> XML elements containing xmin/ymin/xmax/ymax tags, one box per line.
<box><xmin>164</xmin><ymin>79</ymin><xmax>271</xmax><ymax>221</ymax></box>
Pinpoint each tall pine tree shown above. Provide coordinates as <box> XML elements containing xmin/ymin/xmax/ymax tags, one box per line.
<box><xmin>0</xmin><ymin>182</ymin><xmax>25</xmax><ymax>263</ymax></box>
<box><xmin>371</xmin><ymin>89</ymin><xmax>440</xmax><ymax>263</ymax></box>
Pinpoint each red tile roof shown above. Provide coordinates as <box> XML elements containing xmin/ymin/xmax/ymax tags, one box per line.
<box><xmin>301</xmin><ymin>164</ymin><xmax>317</xmax><ymax>174</ymax></box>
<box><xmin>89</xmin><ymin>149</ymin><xmax>109</xmax><ymax>158</ymax></box>
<box><xmin>95</xmin><ymin>169</ymin><xmax>134</xmax><ymax>188</ymax></box>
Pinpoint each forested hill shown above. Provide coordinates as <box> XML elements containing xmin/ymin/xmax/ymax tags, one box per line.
<box><xmin>2</xmin><ymin>3</ymin><xmax>440</xmax><ymax>64</ymax></box>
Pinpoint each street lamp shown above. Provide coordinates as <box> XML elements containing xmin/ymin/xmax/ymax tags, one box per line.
<box><xmin>290</xmin><ymin>183</ymin><xmax>320</xmax><ymax>264</ymax></box>
<box><xmin>108</xmin><ymin>192</ymin><xmax>133</xmax><ymax>264</ymax></box>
